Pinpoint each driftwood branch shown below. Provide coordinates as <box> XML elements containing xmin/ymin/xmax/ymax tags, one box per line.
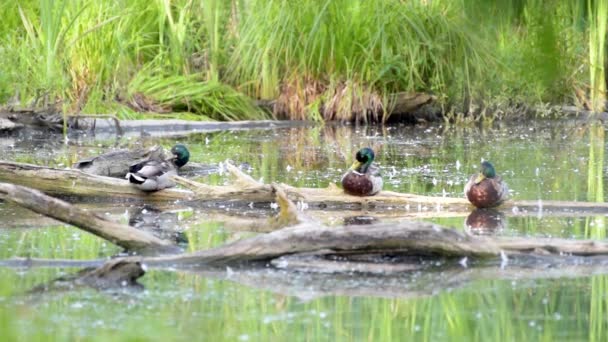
<box><xmin>0</xmin><ymin>182</ymin><xmax>180</xmax><ymax>254</ymax></box>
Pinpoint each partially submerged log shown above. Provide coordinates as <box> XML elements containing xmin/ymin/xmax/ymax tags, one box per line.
<box><xmin>2</xmin><ymin>160</ymin><xmax>608</xmax><ymax>217</ymax></box>
<box><xmin>29</xmin><ymin>259</ymin><xmax>145</xmax><ymax>292</ymax></box>
<box><xmin>0</xmin><ymin>161</ymin><xmax>192</xmax><ymax>201</ymax></box>
<box><xmin>139</xmin><ymin>219</ymin><xmax>608</xmax><ymax>268</ymax></box>
<box><xmin>0</xmin><ymin>117</ymin><xmax>23</xmax><ymax>131</ymax></box>
<box><xmin>187</xmin><ymin>255</ymin><xmax>608</xmax><ymax>299</ymax></box>
<box><xmin>0</xmin><ymin>182</ymin><xmax>180</xmax><ymax>254</ymax></box>
<box><xmin>5</xmin><ymin>181</ymin><xmax>608</xmax><ymax>297</ymax></box>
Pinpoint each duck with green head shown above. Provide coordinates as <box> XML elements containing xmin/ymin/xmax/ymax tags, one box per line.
<box><xmin>126</xmin><ymin>144</ymin><xmax>190</xmax><ymax>191</ymax></box>
<box><xmin>341</xmin><ymin>147</ymin><xmax>383</xmax><ymax>196</ymax></box>
<box><xmin>464</xmin><ymin>161</ymin><xmax>509</xmax><ymax>208</ymax></box>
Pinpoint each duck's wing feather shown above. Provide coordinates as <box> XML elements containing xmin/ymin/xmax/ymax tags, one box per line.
<box><xmin>129</xmin><ymin>160</ymin><xmax>172</xmax><ymax>178</ymax></box>
<box><xmin>491</xmin><ymin>175</ymin><xmax>509</xmax><ymax>200</ymax></box>
<box><xmin>368</xmin><ymin>163</ymin><xmax>381</xmax><ymax>177</ymax></box>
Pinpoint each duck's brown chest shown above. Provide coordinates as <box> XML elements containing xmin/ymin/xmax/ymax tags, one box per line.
<box><xmin>466</xmin><ymin>180</ymin><xmax>501</xmax><ymax>208</ymax></box>
<box><xmin>342</xmin><ymin>173</ymin><xmax>375</xmax><ymax>196</ymax></box>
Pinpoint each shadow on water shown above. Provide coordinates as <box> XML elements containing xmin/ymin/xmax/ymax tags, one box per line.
<box><xmin>2</xmin><ymin>120</ymin><xmax>608</xmax><ymax>340</ymax></box>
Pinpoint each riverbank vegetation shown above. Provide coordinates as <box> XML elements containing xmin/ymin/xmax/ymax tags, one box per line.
<box><xmin>0</xmin><ymin>0</ymin><xmax>605</xmax><ymax>122</ymax></box>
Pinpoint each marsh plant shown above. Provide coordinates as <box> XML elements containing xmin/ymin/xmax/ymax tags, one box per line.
<box><xmin>0</xmin><ymin>0</ymin><xmax>606</xmax><ymax>121</ymax></box>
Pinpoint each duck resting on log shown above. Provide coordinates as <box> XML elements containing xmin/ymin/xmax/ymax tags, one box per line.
<box><xmin>341</xmin><ymin>147</ymin><xmax>383</xmax><ymax>196</ymax></box>
<box><xmin>126</xmin><ymin>144</ymin><xmax>190</xmax><ymax>191</ymax></box>
<box><xmin>464</xmin><ymin>161</ymin><xmax>509</xmax><ymax>208</ymax></box>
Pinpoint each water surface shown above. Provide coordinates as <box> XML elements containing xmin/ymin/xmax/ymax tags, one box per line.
<box><xmin>0</xmin><ymin>120</ymin><xmax>607</xmax><ymax>341</ymax></box>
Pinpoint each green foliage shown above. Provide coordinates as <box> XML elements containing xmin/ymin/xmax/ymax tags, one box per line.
<box><xmin>228</xmin><ymin>0</ymin><xmax>486</xmax><ymax>119</ymax></box>
<box><xmin>0</xmin><ymin>0</ymin><xmax>605</xmax><ymax>121</ymax></box>
<box><xmin>130</xmin><ymin>72</ymin><xmax>266</xmax><ymax>121</ymax></box>
<box><xmin>588</xmin><ymin>0</ymin><xmax>608</xmax><ymax>111</ymax></box>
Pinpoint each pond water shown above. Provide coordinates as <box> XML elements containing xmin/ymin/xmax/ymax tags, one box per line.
<box><xmin>0</xmin><ymin>120</ymin><xmax>607</xmax><ymax>341</ymax></box>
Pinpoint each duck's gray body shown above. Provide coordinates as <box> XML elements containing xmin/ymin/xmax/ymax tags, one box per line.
<box><xmin>73</xmin><ymin>146</ymin><xmax>165</xmax><ymax>178</ymax></box>
<box><xmin>126</xmin><ymin>159</ymin><xmax>178</xmax><ymax>191</ymax></box>
<box><xmin>125</xmin><ymin>144</ymin><xmax>189</xmax><ymax>192</ymax></box>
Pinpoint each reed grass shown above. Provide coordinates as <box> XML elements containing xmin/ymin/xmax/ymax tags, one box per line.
<box><xmin>588</xmin><ymin>0</ymin><xmax>608</xmax><ymax>112</ymax></box>
<box><xmin>0</xmin><ymin>0</ymin><xmax>604</xmax><ymax>122</ymax></box>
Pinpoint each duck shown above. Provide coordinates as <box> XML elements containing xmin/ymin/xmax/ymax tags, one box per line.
<box><xmin>341</xmin><ymin>147</ymin><xmax>383</xmax><ymax>196</ymax></box>
<box><xmin>126</xmin><ymin>144</ymin><xmax>190</xmax><ymax>191</ymax></box>
<box><xmin>464</xmin><ymin>161</ymin><xmax>509</xmax><ymax>208</ymax></box>
<box><xmin>73</xmin><ymin>145</ymin><xmax>165</xmax><ymax>178</ymax></box>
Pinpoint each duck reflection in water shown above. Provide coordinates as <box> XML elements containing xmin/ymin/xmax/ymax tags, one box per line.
<box><xmin>128</xmin><ymin>205</ymin><xmax>188</xmax><ymax>244</ymax></box>
<box><xmin>464</xmin><ymin>208</ymin><xmax>506</xmax><ymax>235</ymax></box>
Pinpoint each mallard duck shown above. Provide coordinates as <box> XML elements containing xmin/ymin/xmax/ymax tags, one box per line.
<box><xmin>464</xmin><ymin>161</ymin><xmax>509</xmax><ymax>208</ymax></box>
<box><xmin>341</xmin><ymin>147</ymin><xmax>383</xmax><ymax>196</ymax></box>
<box><xmin>73</xmin><ymin>145</ymin><xmax>165</xmax><ymax>178</ymax></box>
<box><xmin>126</xmin><ymin>144</ymin><xmax>190</xmax><ymax>191</ymax></box>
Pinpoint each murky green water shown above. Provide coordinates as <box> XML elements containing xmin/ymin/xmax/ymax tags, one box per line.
<box><xmin>1</xmin><ymin>120</ymin><xmax>608</xmax><ymax>341</ymax></box>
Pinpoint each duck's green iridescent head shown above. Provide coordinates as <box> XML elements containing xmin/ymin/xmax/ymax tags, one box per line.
<box><xmin>475</xmin><ymin>161</ymin><xmax>496</xmax><ymax>183</ymax></box>
<box><xmin>350</xmin><ymin>147</ymin><xmax>376</xmax><ymax>173</ymax></box>
<box><xmin>171</xmin><ymin>144</ymin><xmax>190</xmax><ymax>167</ymax></box>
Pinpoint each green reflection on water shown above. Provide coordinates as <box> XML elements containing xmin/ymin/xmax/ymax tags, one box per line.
<box><xmin>0</xmin><ymin>269</ymin><xmax>605</xmax><ymax>341</ymax></box>
<box><xmin>1</xmin><ymin>121</ymin><xmax>608</xmax><ymax>340</ymax></box>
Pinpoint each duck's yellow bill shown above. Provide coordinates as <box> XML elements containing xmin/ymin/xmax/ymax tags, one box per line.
<box><xmin>349</xmin><ymin>161</ymin><xmax>362</xmax><ymax>171</ymax></box>
<box><xmin>474</xmin><ymin>173</ymin><xmax>485</xmax><ymax>184</ymax></box>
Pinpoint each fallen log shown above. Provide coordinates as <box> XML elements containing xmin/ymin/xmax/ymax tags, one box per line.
<box><xmin>29</xmin><ymin>259</ymin><xmax>145</xmax><ymax>292</ymax></box>
<box><xmin>3</xmin><ymin>182</ymin><xmax>608</xmax><ymax>299</ymax></box>
<box><xmin>139</xmin><ymin>219</ymin><xmax>608</xmax><ymax>267</ymax></box>
<box><xmin>6</xmin><ymin>253</ymin><xmax>608</xmax><ymax>299</ymax></box>
<box><xmin>0</xmin><ymin>182</ymin><xmax>180</xmax><ymax>254</ymax></box>
<box><xmin>0</xmin><ymin>161</ymin><xmax>192</xmax><ymax>201</ymax></box>
<box><xmin>187</xmin><ymin>255</ymin><xmax>608</xmax><ymax>299</ymax></box>
<box><xmin>2</xmin><ymin>160</ymin><xmax>608</xmax><ymax>217</ymax></box>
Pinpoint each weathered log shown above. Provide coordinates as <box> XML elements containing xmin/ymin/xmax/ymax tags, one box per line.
<box><xmin>0</xmin><ymin>182</ymin><xmax>180</xmax><ymax>254</ymax></box>
<box><xmin>3</xmin><ymin>159</ymin><xmax>608</xmax><ymax>217</ymax></box>
<box><xmin>7</xmin><ymin>254</ymin><xmax>608</xmax><ymax>298</ymax></box>
<box><xmin>187</xmin><ymin>256</ymin><xmax>608</xmax><ymax>299</ymax></box>
<box><xmin>139</xmin><ymin>218</ymin><xmax>608</xmax><ymax>267</ymax></box>
<box><xmin>0</xmin><ymin>161</ymin><xmax>193</xmax><ymax>201</ymax></box>
<box><xmin>0</xmin><ymin>117</ymin><xmax>22</xmax><ymax>131</ymax></box>
<box><xmin>29</xmin><ymin>259</ymin><xmax>145</xmax><ymax>292</ymax></box>
<box><xmin>175</xmin><ymin>163</ymin><xmax>608</xmax><ymax>214</ymax></box>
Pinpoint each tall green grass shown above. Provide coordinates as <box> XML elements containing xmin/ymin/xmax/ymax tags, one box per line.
<box><xmin>588</xmin><ymin>0</ymin><xmax>607</xmax><ymax>112</ymax></box>
<box><xmin>0</xmin><ymin>0</ymin><xmax>605</xmax><ymax>121</ymax></box>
